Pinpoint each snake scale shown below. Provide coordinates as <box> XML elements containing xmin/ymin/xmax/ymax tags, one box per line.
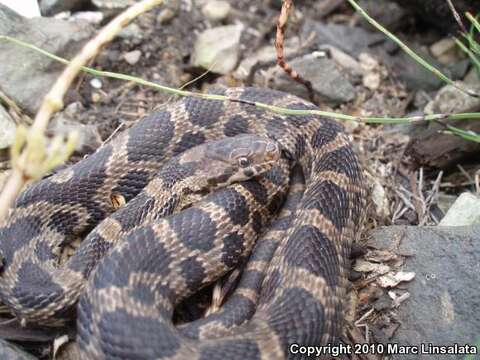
<box><xmin>0</xmin><ymin>87</ymin><xmax>365</xmax><ymax>359</ymax></box>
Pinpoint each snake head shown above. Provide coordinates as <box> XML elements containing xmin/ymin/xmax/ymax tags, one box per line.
<box><xmin>200</xmin><ymin>134</ymin><xmax>281</xmax><ymax>187</ymax></box>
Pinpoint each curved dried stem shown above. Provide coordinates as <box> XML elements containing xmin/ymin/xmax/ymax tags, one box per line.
<box><xmin>275</xmin><ymin>0</ymin><xmax>315</xmax><ymax>102</ymax></box>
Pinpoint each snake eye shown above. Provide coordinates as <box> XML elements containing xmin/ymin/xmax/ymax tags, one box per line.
<box><xmin>238</xmin><ymin>157</ymin><xmax>250</xmax><ymax>168</ymax></box>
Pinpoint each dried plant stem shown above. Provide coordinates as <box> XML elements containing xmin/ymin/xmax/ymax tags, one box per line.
<box><xmin>2</xmin><ymin>35</ymin><xmax>480</xmax><ymax>124</ymax></box>
<box><xmin>0</xmin><ymin>0</ymin><xmax>166</xmax><ymax>221</ymax></box>
<box><xmin>275</xmin><ymin>0</ymin><xmax>315</xmax><ymax>101</ymax></box>
<box><xmin>445</xmin><ymin>0</ymin><xmax>468</xmax><ymax>34</ymax></box>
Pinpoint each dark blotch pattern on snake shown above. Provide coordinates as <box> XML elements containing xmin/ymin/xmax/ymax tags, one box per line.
<box><xmin>0</xmin><ymin>87</ymin><xmax>366</xmax><ymax>359</ymax></box>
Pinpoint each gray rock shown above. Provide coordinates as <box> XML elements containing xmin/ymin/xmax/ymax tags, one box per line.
<box><xmin>0</xmin><ymin>4</ymin><xmax>94</xmax><ymax>115</ymax></box>
<box><xmin>369</xmin><ymin>225</ymin><xmax>480</xmax><ymax>359</ymax></box>
<box><xmin>0</xmin><ymin>104</ymin><xmax>16</xmax><ymax>149</ymax></box>
<box><xmin>202</xmin><ymin>1</ymin><xmax>231</xmax><ymax>22</ymax></box>
<box><xmin>89</xmin><ymin>78</ymin><xmax>103</xmax><ymax>89</ymax></box>
<box><xmin>263</xmin><ymin>53</ymin><xmax>355</xmax><ymax>104</ymax></box>
<box><xmin>384</xmin><ymin>49</ymin><xmax>470</xmax><ymax>91</ymax></box>
<box><xmin>48</xmin><ymin>102</ymin><xmax>102</xmax><ymax>156</ymax></box>
<box><xmin>39</xmin><ymin>0</ymin><xmax>88</xmax><ymax>16</ymax></box>
<box><xmin>91</xmin><ymin>0</ymin><xmax>134</xmax><ymax>10</ymax></box>
<box><xmin>302</xmin><ymin>19</ymin><xmax>470</xmax><ymax>92</ymax></box>
<box><xmin>424</xmin><ymin>81</ymin><xmax>480</xmax><ymax>114</ymax></box>
<box><xmin>123</xmin><ymin>50</ymin><xmax>142</xmax><ymax>65</ymax></box>
<box><xmin>464</xmin><ymin>66</ymin><xmax>480</xmax><ymax>84</ymax></box>
<box><xmin>118</xmin><ymin>23</ymin><xmax>142</xmax><ymax>42</ymax></box>
<box><xmin>70</xmin><ymin>11</ymin><xmax>104</xmax><ymax>25</ymax></box>
<box><xmin>357</xmin><ymin>0</ymin><xmax>405</xmax><ymax>30</ymax></box>
<box><xmin>301</xmin><ymin>19</ymin><xmax>385</xmax><ymax>56</ymax></box>
<box><xmin>405</xmin><ymin>80</ymin><xmax>480</xmax><ymax>168</ymax></box>
<box><xmin>233</xmin><ymin>38</ymin><xmax>301</xmax><ymax>81</ymax></box>
<box><xmin>156</xmin><ymin>8</ymin><xmax>177</xmax><ymax>25</ymax></box>
<box><xmin>439</xmin><ymin>192</ymin><xmax>480</xmax><ymax>226</ymax></box>
<box><xmin>191</xmin><ymin>24</ymin><xmax>243</xmax><ymax>75</ymax></box>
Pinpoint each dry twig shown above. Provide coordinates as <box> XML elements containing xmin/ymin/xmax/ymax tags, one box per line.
<box><xmin>445</xmin><ymin>0</ymin><xmax>468</xmax><ymax>34</ymax></box>
<box><xmin>275</xmin><ymin>0</ymin><xmax>315</xmax><ymax>102</ymax></box>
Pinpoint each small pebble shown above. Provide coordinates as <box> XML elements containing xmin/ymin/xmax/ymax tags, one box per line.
<box><xmin>202</xmin><ymin>1</ymin><xmax>231</xmax><ymax>21</ymax></box>
<box><xmin>157</xmin><ymin>8</ymin><xmax>176</xmax><ymax>24</ymax></box>
<box><xmin>118</xmin><ymin>23</ymin><xmax>142</xmax><ymax>40</ymax></box>
<box><xmin>123</xmin><ymin>50</ymin><xmax>142</xmax><ymax>65</ymax></box>
<box><xmin>71</xmin><ymin>11</ymin><xmax>104</xmax><ymax>24</ymax></box>
<box><xmin>89</xmin><ymin>78</ymin><xmax>103</xmax><ymax>89</ymax></box>
<box><xmin>91</xmin><ymin>92</ymin><xmax>101</xmax><ymax>103</ymax></box>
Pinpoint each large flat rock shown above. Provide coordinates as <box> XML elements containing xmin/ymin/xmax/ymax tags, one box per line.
<box><xmin>0</xmin><ymin>4</ymin><xmax>93</xmax><ymax>115</ymax></box>
<box><xmin>368</xmin><ymin>225</ymin><xmax>480</xmax><ymax>359</ymax></box>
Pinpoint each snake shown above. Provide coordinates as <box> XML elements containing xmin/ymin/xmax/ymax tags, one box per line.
<box><xmin>0</xmin><ymin>87</ymin><xmax>365</xmax><ymax>359</ymax></box>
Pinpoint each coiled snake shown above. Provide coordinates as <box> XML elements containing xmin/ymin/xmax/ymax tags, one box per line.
<box><xmin>0</xmin><ymin>87</ymin><xmax>365</xmax><ymax>359</ymax></box>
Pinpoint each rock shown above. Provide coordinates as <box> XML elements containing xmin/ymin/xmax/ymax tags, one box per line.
<box><xmin>371</xmin><ymin>179</ymin><xmax>390</xmax><ymax>218</ymax></box>
<box><xmin>323</xmin><ymin>45</ymin><xmax>363</xmax><ymax>76</ymax></box>
<box><xmin>123</xmin><ymin>50</ymin><xmax>142</xmax><ymax>65</ymax></box>
<box><xmin>406</xmin><ymin>81</ymin><xmax>480</xmax><ymax>168</ymax></box>
<box><xmin>39</xmin><ymin>0</ymin><xmax>87</xmax><ymax>16</ymax></box>
<box><xmin>384</xmin><ymin>48</ymin><xmax>470</xmax><ymax>91</ymax></box>
<box><xmin>156</xmin><ymin>8</ymin><xmax>176</xmax><ymax>24</ymax></box>
<box><xmin>2</xmin><ymin>0</ymin><xmax>40</xmax><ymax>17</ymax></box>
<box><xmin>70</xmin><ymin>11</ymin><xmax>104</xmax><ymax>25</ymax></box>
<box><xmin>234</xmin><ymin>38</ymin><xmax>300</xmax><ymax>81</ymax></box>
<box><xmin>439</xmin><ymin>192</ymin><xmax>480</xmax><ymax>226</ymax></box>
<box><xmin>424</xmin><ymin>81</ymin><xmax>480</xmax><ymax>114</ymax></box>
<box><xmin>191</xmin><ymin>24</ymin><xmax>243</xmax><ymax>75</ymax></box>
<box><xmin>91</xmin><ymin>0</ymin><xmax>134</xmax><ymax>10</ymax></box>
<box><xmin>464</xmin><ymin>67</ymin><xmax>480</xmax><ymax>84</ymax></box>
<box><xmin>301</xmin><ymin>19</ymin><xmax>385</xmax><ymax>56</ymax></box>
<box><xmin>48</xmin><ymin>102</ymin><xmax>102</xmax><ymax>156</ymax></box>
<box><xmin>359</xmin><ymin>52</ymin><xmax>381</xmax><ymax>90</ymax></box>
<box><xmin>357</xmin><ymin>0</ymin><xmax>405</xmax><ymax>30</ymax></box>
<box><xmin>89</xmin><ymin>78</ymin><xmax>102</xmax><ymax>89</ymax></box>
<box><xmin>430</xmin><ymin>38</ymin><xmax>461</xmax><ymax>64</ymax></box>
<box><xmin>0</xmin><ymin>338</ymin><xmax>36</xmax><ymax>360</ymax></box>
<box><xmin>0</xmin><ymin>104</ymin><xmax>16</xmax><ymax>150</ymax></box>
<box><xmin>0</xmin><ymin>4</ymin><xmax>94</xmax><ymax>115</ymax></box>
<box><xmin>369</xmin><ymin>225</ymin><xmax>480</xmax><ymax>358</ymax></box>
<box><xmin>118</xmin><ymin>23</ymin><xmax>142</xmax><ymax>42</ymax></box>
<box><xmin>260</xmin><ymin>53</ymin><xmax>355</xmax><ymax>104</ymax></box>
<box><xmin>202</xmin><ymin>1</ymin><xmax>231</xmax><ymax>22</ymax></box>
